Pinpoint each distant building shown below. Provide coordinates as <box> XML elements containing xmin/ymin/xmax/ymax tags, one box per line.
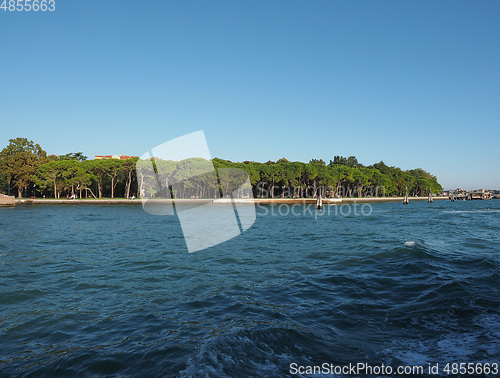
<box><xmin>470</xmin><ymin>189</ymin><xmax>493</xmax><ymax>200</ymax></box>
<box><xmin>95</xmin><ymin>154</ymin><xmax>138</xmax><ymax>160</ymax></box>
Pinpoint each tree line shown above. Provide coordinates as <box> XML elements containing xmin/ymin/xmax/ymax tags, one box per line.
<box><xmin>0</xmin><ymin>137</ymin><xmax>442</xmax><ymax>199</ymax></box>
<box><xmin>212</xmin><ymin>157</ymin><xmax>442</xmax><ymax>198</ymax></box>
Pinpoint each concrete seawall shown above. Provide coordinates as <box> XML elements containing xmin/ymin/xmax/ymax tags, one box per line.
<box><xmin>14</xmin><ymin>197</ymin><xmax>449</xmax><ymax>205</ymax></box>
<box><xmin>341</xmin><ymin>196</ymin><xmax>449</xmax><ymax>203</ymax></box>
<box><xmin>0</xmin><ymin>194</ymin><xmax>15</xmax><ymax>207</ymax></box>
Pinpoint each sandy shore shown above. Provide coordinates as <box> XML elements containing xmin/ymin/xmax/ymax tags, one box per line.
<box><xmin>14</xmin><ymin>197</ymin><xmax>449</xmax><ymax>205</ymax></box>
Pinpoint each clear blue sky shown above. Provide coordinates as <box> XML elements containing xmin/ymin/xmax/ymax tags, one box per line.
<box><xmin>1</xmin><ymin>1</ymin><xmax>499</xmax><ymax>190</ymax></box>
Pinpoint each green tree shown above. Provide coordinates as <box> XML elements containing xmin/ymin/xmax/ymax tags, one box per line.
<box><xmin>83</xmin><ymin>160</ymin><xmax>108</xmax><ymax>198</ymax></box>
<box><xmin>37</xmin><ymin>160</ymin><xmax>66</xmax><ymax>198</ymax></box>
<box><xmin>173</xmin><ymin>158</ymin><xmax>217</xmax><ymax>198</ymax></box>
<box><xmin>59</xmin><ymin>152</ymin><xmax>88</xmax><ymax>162</ymax></box>
<box><xmin>102</xmin><ymin>159</ymin><xmax>124</xmax><ymax>198</ymax></box>
<box><xmin>0</xmin><ymin>138</ymin><xmax>47</xmax><ymax>198</ymax></box>
<box><xmin>0</xmin><ymin>172</ymin><xmax>8</xmax><ymax>194</ymax></box>
<box><xmin>332</xmin><ymin>155</ymin><xmax>362</xmax><ymax>168</ymax></box>
<box><xmin>309</xmin><ymin>159</ymin><xmax>325</xmax><ymax>165</ymax></box>
<box><xmin>61</xmin><ymin>160</ymin><xmax>93</xmax><ymax>198</ymax></box>
<box><xmin>121</xmin><ymin>158</ymin><xmax>139</xmax><ymax>199</ymax></box>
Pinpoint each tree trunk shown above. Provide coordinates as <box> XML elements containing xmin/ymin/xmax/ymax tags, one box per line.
<box><xmin>138</xmin><ymin>175</ymin><xmax>144</xmax><ymax>197</ymax></box>
<box><xmin>97</xmin><ymin>174</ymin><xmax>102</xmax><ymax>198</ymax></box>
<box><xmin>85</xmin><ymin>187</ymin><xmax>97</xmax><ymax>198</ymax></box>
<box><xmin>125</xmin><ymin>172</ymin><xmax>132</xmax><ymax>199</ymax></box>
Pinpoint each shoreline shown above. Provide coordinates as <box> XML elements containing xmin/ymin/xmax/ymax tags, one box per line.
<box><xmin>14</xmin><ymin>197</ymin><xmax>450</xmax><ymax>205</ymax></box>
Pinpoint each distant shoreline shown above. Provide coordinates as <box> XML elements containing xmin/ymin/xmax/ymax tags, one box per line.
<box><xmin>14</xmin><ymin>197</ymin><xmax>450</xmax><ymax>205</ymax></box>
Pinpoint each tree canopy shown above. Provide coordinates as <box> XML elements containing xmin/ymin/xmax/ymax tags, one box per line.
<box><xmin>0</xmin><ymin>138</ymin><xmax>47</xmax><ymax>197</ymax></box>
<box><xmin>0</xmin><ymin>139</ymin><xmax>443</xmax><ymax>199</ymax></box>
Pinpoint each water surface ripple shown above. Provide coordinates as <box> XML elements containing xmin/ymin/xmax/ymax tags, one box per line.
<box><xmin>0</xmin><ymin>201</ymin><xmax>499</xmax><ymax>376</ymax></box>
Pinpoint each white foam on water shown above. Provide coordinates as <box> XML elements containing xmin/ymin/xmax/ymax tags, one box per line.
<box><xmin>393</xmin><ymin>349</ymin><xmax>430</xmax><ymax>366</ymax></box>
<box><xmin>383</xmin><ymin>339</ymin><xmax>432</xmax><ymax>366</ymax></box>
<box><xmin>474</xmin><ymin>313</ymin><xmax>500</xmax><ymax>338</ymax></box>
<box><xmin>404</xmin><ymin>241</ymin><xmax>416</xmax><ymax>247</ymax></box>
<box><xmin>179</xmin><ymin>328</ymin><xmax>300</xmax><ymax>377</ymax></box>
<box><xmin>436</xmin><ymin>333</ymin><xmax>477</xmax><ymax>360</ymax></box>
<box><xmin>473</xmin><ymin>313</ymin><xmax>500</xmax><ymax>356</ymax></box>
<box><xmin>443</xmin><ymin>209</ymin><xmax>500</xmax><ymax>214</ymax></box>
<box><xmin>383</xmin><ymin>333</ymin><xmax>477</xmax><ymax>368</ymax></box>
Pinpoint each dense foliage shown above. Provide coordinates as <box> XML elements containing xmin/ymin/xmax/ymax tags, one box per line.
<box><xmin>213</xmin><ymin>157</ymin><xmax>442</xmax><ymax>198</ymax></box>
<box><xmin>0</xmin><ymin>139</ymin><xmax>442</xmax><ymax>198</ymax></box>
<box><xmin>0</xmin><ymin>138</ymin><xmax>48</xmax><ymax>198</ymax></box>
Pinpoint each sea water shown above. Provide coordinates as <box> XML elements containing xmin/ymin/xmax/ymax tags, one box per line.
<box><xmin>0</xmin><ymin>200</ymin><xmax>499</xmax><ymax>376</ymax></box>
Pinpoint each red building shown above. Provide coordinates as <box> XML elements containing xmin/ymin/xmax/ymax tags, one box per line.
<box><xmin>95</xmin><ymin>154</ymin><xmax>138</xmax><ymax>160</ymax></box>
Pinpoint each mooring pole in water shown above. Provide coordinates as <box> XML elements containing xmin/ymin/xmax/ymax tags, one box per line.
<box><xmin>428</xmin><ymin>191</ymin><xmax>433</xmax><ymax>203</ymax></box>
<box><xmin>403</xmin><ymin>186</ymin><xmax>409</xmax><ymax>205</ymax></box>
<box><xmin>316</xmin><ymin>188</ymin><xmax>323</xmax><ymax>209</ymax></box>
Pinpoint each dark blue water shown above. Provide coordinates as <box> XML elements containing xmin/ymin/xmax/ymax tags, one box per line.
<box><xmin>1</xmin><ymin>200</ymin><xmax>499</xmax><ymax>376</ymax></box>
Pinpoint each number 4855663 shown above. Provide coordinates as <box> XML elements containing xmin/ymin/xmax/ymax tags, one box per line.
<box><xmin>1</xmin><ymin>0</ymin><xmax>56</xmax><ymax>11</ymax></box>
